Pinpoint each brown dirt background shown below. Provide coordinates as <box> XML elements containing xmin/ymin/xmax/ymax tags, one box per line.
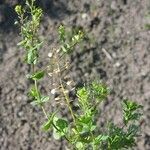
<box><xmin>0</xmin><ymin>0</ymin><xmax>150</xmax><ymax>150</ymax></box>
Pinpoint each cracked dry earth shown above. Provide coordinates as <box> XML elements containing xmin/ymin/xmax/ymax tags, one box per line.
<box><xmin>0</xmin><ymin>0</ymin><xmax>150</xmax><ymax>150</ymax></box>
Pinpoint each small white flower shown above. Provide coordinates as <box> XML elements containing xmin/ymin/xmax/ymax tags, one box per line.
<box><xmin>66</xmin><ymin>81</ymin><xmax>72</xmax><ymax>86</ymax></box>
<box><xmin>51</xmin><ymin>88</ymin><xmax>57</xmax><ymax>94</ymax></box>
<box><xmin>54</xmin><ymin>69</ymin><xmax>60</xmax><ymax>73</ymax></box>
<box><xmin>48</xmin><ymin>72</ymin><xmax>53</xmax><ymax>76</ymax></box>
<box><xmin>56</xmin><ymin>49</ymin><xmax>60</xmax><ymax>53</ymax></box>
<box><xmin>48</xmin><ymin>52</ymin><xmax>53</xmax><ymax>58</ymax></box>
<box><xmin>55</xmin><ymin>97</ymin><xmax>61</xmax><ymax>101</ymax></box>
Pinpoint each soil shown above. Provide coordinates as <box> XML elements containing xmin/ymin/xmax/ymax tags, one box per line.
<box><xmin>0</xmin><ymin>0</ymin><xmax>150</xmax><ymax>150</ymax></box>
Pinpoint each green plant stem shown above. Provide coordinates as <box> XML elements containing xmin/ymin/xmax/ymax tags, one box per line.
<box><xmin>41</xmin><ymin>106</ymin><xmax>48</xmax><ymax>119</ymax></box>
<box><xmin>31</xmin><ymin>62</ymin><xmax>72</xmax><ymax>143</ymax></box>
<box><xmin>60</xmin><ymin>79</ymin><xmax>76</xmax><ymax>123</ymax></box>
<box><xmin>41</xmin><ymin>104</ymin><xmax>71</xmax><ymax>142</ymax></box>
<box><xmin>42</xmin><ymin>105</ymin><xmax>71</xmax><ymax>142</ymax></box>
<box><xmin>52</xmin><ymin>121</ymin><xmax>71</xmax><ymax>142</ymax></box>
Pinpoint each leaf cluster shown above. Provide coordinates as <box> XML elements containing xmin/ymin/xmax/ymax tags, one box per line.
<box><xmin>122</xmin><ymin>100</ymin><xmax>143</xmax><ymax>125</ymax></box>
<box><xmin>15</xmin><ymin>0</ymin><xmax>49</xmax><ymax>108</ymax></box>
<box><xmin>58</xmin><ymin>25</ymin><xmax>84</xmax><ymax>53</ymax></box>
<box><xmin>15</xmin><ymin>0</ymin><xmax>43</xmax><ymax>64</ymax></box>
<box><xmin>41</xmin><ymin>82</ymin><xmax>143</xmax><ymax>150</ymax></box>
<box><xmin>27</xmin><ymin>70</ymin><xmax>50</xmax><ymax>106</ymax></box>
<box><xmin>42</xmin><ymin>81</ymin><xmax>110</xmax><ymax>149</ymax></box>
<box><xmin>104</xmin><ymin>100</ymin><xmax>143</xmax><ymax>150</ymax></box>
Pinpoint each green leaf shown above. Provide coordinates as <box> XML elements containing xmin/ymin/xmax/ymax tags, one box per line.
<box><xmin>41</xmin><ymin>95</ymin><xmax>50</xmax><ymax>103</ymax></box>
<box><xmin>58</xmin><ymin>25</ymin><xmax>65</xmax><ymax>42</ymax></box>
<box><xmin>123</xmin><ymin>100</ymin><xmax>143</xmax><ymax>111</ymax></box>
<box><xmin>61</xmin><ymin>45</ymin><xmax>68</xmax><ymax>53</ymax></box>
<box><xmin>56</xmin><ymin>118</ymin><xmax>68</xmax><ymax>131</ymax></box>
<box><xmin>77</xmin><ymin>87</ymin><xmax>89</xmax><ymax>105</ymax></box>
<box><xmin>90</xmin><ymin>81</ymin><xmax>109</xmax><ymax>101</ymax></box>
<box><xmin>76</xmin><ymin>142</ymin><xmax>84</xmax><ymax>149</ymax></box>
<box><xmin>27</xmin><ymin>49</ymin><xmax>34</xmax><ymax>64</ymax></box>
<box><xmin>127</xmin><ymin>124</ymin><xmax>139</xmax><ymax>137</ymax></box>
<box><xmin>42</xmin><ymin>119</ymin><xmax>52</xmax><ymax>131</ymax></box>
<box><xmin>78</xmin><ymin>115</ymin><xmax>92</xmax><ymax>124</ymax></box>
<box><xmin>28</xmin><ymin>86</ymin><xmax>40</xmax><ymax>102</ymax></box>
<box><xmin>42</xmin><ymin>112</ymin><xmax>56</xmax><ymax>131</ymax></box>
<box><xmin>61</xmin><ymin>43</ymin><xmax>72</xmax><ymax>53</ymax></box>
<box><xmin>53</xmin><ymin>128</ymin><xmax>63</xmax><ymax>140</ymax></box>
<box><xmin>107</xmin><ymin>122</ymin><xmax>139</xmax><ymax>149</ymax></box>
<box><xmin>90</xmin><ymin>125</ymin><xmax>96</xmax><ymax>132</ymax></box>
<box><xmin>15</xmin><ymin>5</ymin><xmax>22</xmax><ymax>15</ymax></box>
<box><xmin>31</xmin><ymin>70</ymin><xmax>45</xmax><ymax>80</ymax></box>
<box><xmin>52</xmin><ymin>118</ymin><xmax>68</xmax><ymax>140</ymax></box>
<box><xmin>122</xmin><ymin>100</ymin><xmax>143</xmax><ymax>125</ymax></box>
<box><xmin>94</xmin><ymin>135</ymin><xmax>109</xmax><ymax>145</ymax></box>
<box><xmin>26</xmin><ymin>44</ymin><xmax>40</xmax><ymax>64</ymax></box>
<box><xmin>17</xmin><ymin>40</ymin><xmax>27</xmax><ymax>46</ymax></box>
<box><xmin>53</xmin><ymin>129</ymin><xmax>62</xmax><ymax>140</ymax></box>
<box><xmin>34</xmin><ymin>42</ymin><xmax>43</xmax><ymax>51</ymax></box>
<box><xmin>30</xmin><ymin>96</ymin><xmax>50</xmax><ymax>106</ymax></box>
<box><xmin>29</xmin><ymin>87</ymin><xmax>38</xmax><ymax>98</ymax></box>
<box><xmin>71</xmin><ymin>30</ymin><xmax>84</xmax><ymax>44</ymax></box>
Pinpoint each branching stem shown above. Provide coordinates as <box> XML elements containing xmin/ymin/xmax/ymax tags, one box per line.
<box><xmin>55</xmin><ymin>53</ymin><xmax>76</xmax><ymax>124</ymax></box>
